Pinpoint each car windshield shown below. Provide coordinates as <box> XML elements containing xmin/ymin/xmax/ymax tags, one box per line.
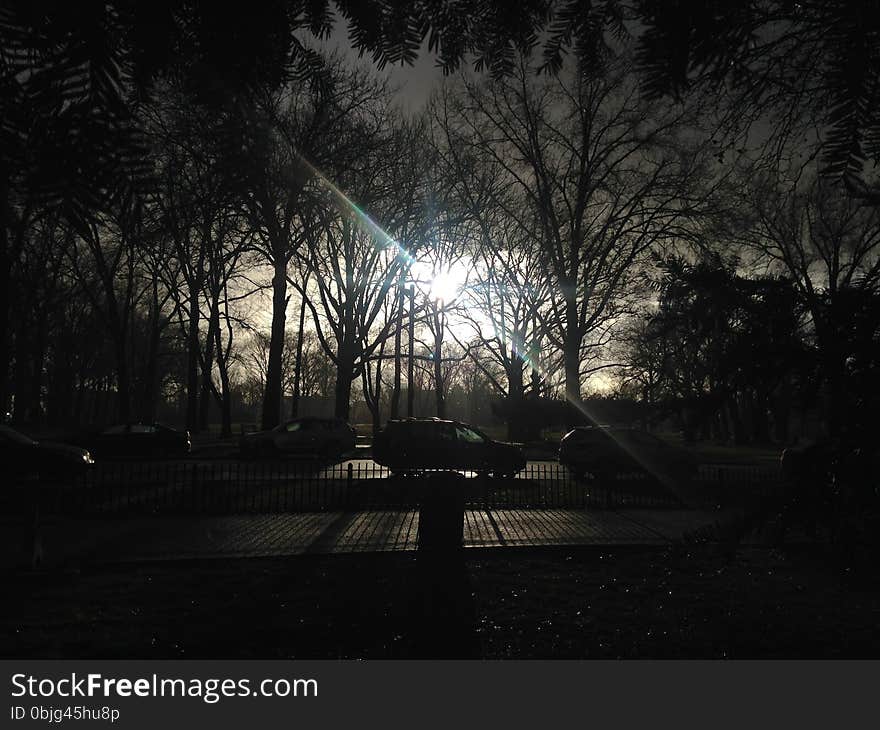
<box><xmin>0</xmin><ymin>425</ymin><xmax>37</xmax><ymax>446</ymax></box>
<box><xmin>456</xmin><ymin>426</ymin><xmax>485</xmax><ymax>444</ymax></box>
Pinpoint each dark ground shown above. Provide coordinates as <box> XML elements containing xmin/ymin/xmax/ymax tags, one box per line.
<box><xmin>3</xmin><ymin>545</ymin><xmax>879</xmax><ymax>659</ymax></box>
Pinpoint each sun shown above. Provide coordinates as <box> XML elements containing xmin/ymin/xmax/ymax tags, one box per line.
<box><xmin>410</xmin><ymin>259</ymin><xmax>470</xmax><ymax>304</ymax></box>
<box><xmin>429</xmin><ymin>269</ymin><xmax>463</xmax><ymax>303</ymax></box>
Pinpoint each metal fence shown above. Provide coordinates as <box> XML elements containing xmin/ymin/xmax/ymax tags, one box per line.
<box><xmin>5</xmin><ymin>459</ymin><xmax>783</xmax><ymax>517</ymax></box>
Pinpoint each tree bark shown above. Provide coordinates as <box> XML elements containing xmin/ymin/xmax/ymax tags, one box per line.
<box><xmin>214</xmin><ymin>321</ymin><xmax>233</xmax><ymax>437</ymax></box>
<box><xmin>432</xmin><ymin>308</ymin><xmax>446</xmax><ymax>419</ymax></box>
<box><xmin>199</xmin><ymin>301</ymin><xmax>218</xmax><ymax>432</ymax></box>
<box><xmin>114</xmin><ymin>334</ymin><xmax>131</xmax><ymax>424</ymax></box>
<box><xmin>142</xmin><ymin>279</ymin><xmax>161</xmax><ymax>424</ymax></box>
<box><xmin>185</xmin><ymin>282</ymin><xmax>200</xmax><ymax>431</ymax></box>
<box><xmin>261</xmin><ymin>256</ymin><xmax>288</xmax><ymax>430</ymax></box>
<box><xmin>291</xmin><ymin>287</ymin><xmax>307</xmax><ymax>418</ymax></box>
<box><xmin>333</xmin><ymin>342</ymin><xmax>355</xmax><ymax>420</ymax></box>
<box><xmin>390</xmin><ymin>280</ymin><xmax>404</xmax><ymax>419</ymax></box>
<box><xmin>27</xmin><ymin>307</ymin><xmax>48</xmax><ymax>425</ymax></box>
<box><xmin>506</xmin><ymin>361</ymin><xmax>525</xmax><ymax>441</ymax></box>
<box><xmin>407</xmin><ymin>286</ymin><xmax>415</xmax><ymax>417</ymax></box>
<box><xmin>11</xmin><ymin>323</ymin><xmax>29</xmax><ymax>424</ymax></box>
<box><xmin>563</xmin><ymin>298</ymin><xmax>582</xmax><ymax>425</ymax></box>
<box><xmin>334</xmin><ymin>376</ymin><xmax>353</xmax><ymax>420</ymax></box>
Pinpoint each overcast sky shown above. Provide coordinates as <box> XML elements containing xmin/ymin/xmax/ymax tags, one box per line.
<box><xmin>326</xmin><ymin>17</ymin><xmax>444</xmax><ymax>111</ymax></box>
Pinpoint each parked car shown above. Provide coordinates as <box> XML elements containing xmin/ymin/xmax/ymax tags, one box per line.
<box><xmin>0</xmin><ymin>424</ymin><xmax>94</xmax><ymax>482</ymax></box>
<box><xmin>372</xmin><ymin>418</ymin><xmax>526</xmax><ymax>476</ymax></box>
<box><xmin>89</xmin><ymin>423</ymin><xmax>191</xmax><ymax>459</ymax></box>
<box><xmin>559</xmin><ymin>426</ymin><xmax>696</xmax><ymax>482</ymax></box>
<box><xmin>239</xmin><ymin>417</ymin><xmax>356</xmax><ymax>460</ymax></box>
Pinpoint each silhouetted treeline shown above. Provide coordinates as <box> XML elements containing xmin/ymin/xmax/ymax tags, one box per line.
<box><xmin>3</xmin><ymin>5</ymin><xmax>879</xmax><ymax>445</ymax></box>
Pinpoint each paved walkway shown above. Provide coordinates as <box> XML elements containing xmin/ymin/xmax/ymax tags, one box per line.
<box><xmin>4</xmin><ymin>508</ymin><xmax>732</xmax><ymax>568</ymax></box>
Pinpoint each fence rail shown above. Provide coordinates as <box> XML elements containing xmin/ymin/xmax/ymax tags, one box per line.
<box><xmin>4</xmin><ymin>460</ymin><xmax>783</xmax><ymax>517</ymax></box>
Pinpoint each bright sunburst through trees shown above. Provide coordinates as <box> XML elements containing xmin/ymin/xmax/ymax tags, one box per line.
<box><xmin>2</xmin><ymin>1</ymin><xmax>879</xmax><ymax>445</ymax></box>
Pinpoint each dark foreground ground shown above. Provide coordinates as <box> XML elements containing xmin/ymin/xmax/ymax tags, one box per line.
<box><xmin>3</xmin><ymin>546</ymin><xmax>879</xmax><ymax>659</ymax></box>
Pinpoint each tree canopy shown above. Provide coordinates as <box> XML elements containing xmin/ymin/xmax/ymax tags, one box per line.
<box><xmin>5</xmin><ymin>1</ymin><xmax>878</xmax><ymax>178</ymax></box>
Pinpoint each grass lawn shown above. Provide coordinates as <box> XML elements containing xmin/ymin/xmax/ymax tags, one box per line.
<box><xmin>3</xmin><ymin>545</ymin><xmax>877</xmax><ymax>659</ymax></box>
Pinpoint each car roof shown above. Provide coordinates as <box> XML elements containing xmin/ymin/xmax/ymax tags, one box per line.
<box><xmin>385</xmin><ymin>418</ymin><xmax>468</xmax><ymax>427</ymax></box>
<box><xmin>564</xmin><ymin>426</ymin><xmax>654</xmax><ymax>438</ymax></box>
<box><xmin>572</xmin><ymin>425</ymin><xmax>628</xmax><ymax>430</ymax></box>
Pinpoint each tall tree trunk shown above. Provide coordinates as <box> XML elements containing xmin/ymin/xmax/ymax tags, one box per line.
<box><xmin>361</xmin><ymin>362</ymin><xmax>383</xmax><ymax>437</ymax></box>
<box><xmin>334</xmin><ymin>320</ymin><xmax>359</xmax><ymax>420</ymax></box>
<box><xmin>114</xmin><ymin>334</ymin><xmax>131</xmax><ymax>424</ymax></box>
<box><xmin>506</xmin><ymin>361</ymin><xmax>525</xmax><ymax>441</ymax></box>
<box><xmin>291</xmin><ymin>286</ymin><xmax>307</xmax><ymax>418</ymax></box>
<box><xmin>432</xmin><ymin>309</ymin><xmax>445</xmax><ymax>419</ymax></box>
<box><xmin>214</xmin><ymin>319</ymin><xmax>233</xmax><ymax>438</ymax></box>
<box><xmin>261</xmin><ymin>256</ymin><xmax>288</xmax><ymax>429</ymax></box>
<box><xmin>46</xmin><ymin>351</ymin><xmax>72</xmax><ymax>427</ymax></box>
<box><xmin>334</xmin><ymin>375</ymin><xmax>353</xmax><ymax>420</ymax></box>
<box><xmin>142</xmin><ymin>279</ymin><xmax>161</xmax><ymax>423</ymax></box>
<box><xmin>390</xmin><ymin>279</ymin><xmax>403</xmax><ymax>419</ymax></box>
<box><xmin>198</xmin><ymin>378</ymin><xmax>212</xmax><ymax>431</ymax></box>
<box><xmin>529</xmin><ymin>316</ymin><xmax>543</xmax><ymax>401</ymax></box>
<box><xmin>407</xmin><ymin>285</ymin><xmax>415</xmax><ymax>417</ymax></box>
<box><xmin>371</xmin><ymin>404</ymin><xmax>381</xmax><ymax>435</ymax></box>
<box><xmin>27</xmin><ymin>308</ymin><xmax>48</xmax><ymax>424</ymax></box>
<box><xmin>334</xmin><ymin>344</ymin><xmax>355</xmax><ymax>420</ymax></box>
<box><xmin>185</xmin><ymin>282</ymin><xmax>200</xmax><ymax>431</ymax></box>
<box><xmin>11</xmin><ymin>323</ymin><xmax>29</xmax><ymax>424</ymax></box>
<box><xmin>199</xmin><ymin>304</ymin><xmax>218</xmax><ymax>432</ymax></box>
<box><xmin>563</xmin><ymin>298</ymin><xmax>582</xmax><ymax>425</ymax></box>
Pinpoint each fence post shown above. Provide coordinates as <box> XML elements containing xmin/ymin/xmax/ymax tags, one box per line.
<box><xmin>342</xmin><ymin>461</ymin><xmax>356</xmax><ymax>510</ymax></box>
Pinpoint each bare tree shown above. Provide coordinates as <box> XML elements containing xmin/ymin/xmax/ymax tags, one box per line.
<box><xmin>298</xmin><ymin>213</ymin><xmax>408</xmax><ymax>420</ymax></box>
<box><xmin>292</xmin><ymin>104</ymin><xmax>430</xmax><ymax>421</ymax></box>
<box><xmin>65</xmin><ymin>193</ymin><xmax>154</xmax><ymax>424</ymax></box>
<box><xmin>728</xmin><ymin>159</ymin><xmax>880</xmax><ymax>436</ymax></box>
<box><xmin>439</xmin><ymin>55</ymin><xmax>718</xmax><ymax>420</ymax></box>
<box><xmin>233</xmin><ymin>58</ymin><xmax>395</xmax><ymax>429</ymax></box>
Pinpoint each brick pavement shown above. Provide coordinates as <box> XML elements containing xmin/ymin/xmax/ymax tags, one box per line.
<box><xmin>3</xmin><ymin>507</ymin><xmax>731</xmax><ymax>568</ymax></box>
